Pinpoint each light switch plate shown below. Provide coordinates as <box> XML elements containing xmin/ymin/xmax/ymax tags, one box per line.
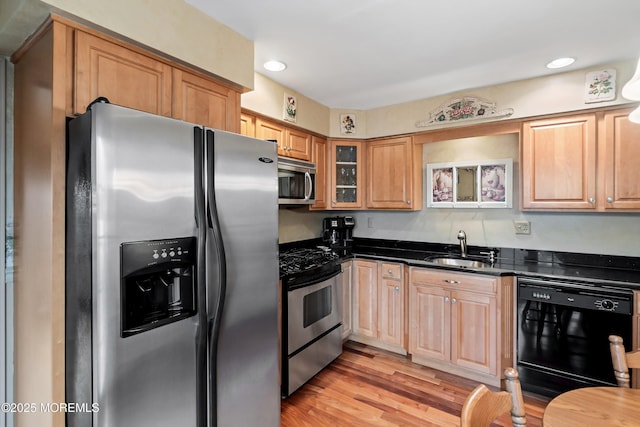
<box><xmin>514</xmin><ymin>220</ymin><xmax>531</xmax><ymax>235</ymax></box>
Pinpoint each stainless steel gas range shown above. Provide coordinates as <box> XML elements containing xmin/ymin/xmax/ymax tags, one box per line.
<box><xmin>279</xmin><ymin>247</ymin><xmax>343</xmax><ymax>397</ymax></box>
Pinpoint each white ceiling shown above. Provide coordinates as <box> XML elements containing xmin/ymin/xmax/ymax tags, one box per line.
<box><xmin>186</xmin><ymin>0</ymin><xmax>640</xmax><ymax>110</ymax></box>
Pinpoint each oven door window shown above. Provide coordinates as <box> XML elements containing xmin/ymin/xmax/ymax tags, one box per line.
<box><xmin>303</xmin><ymin>286</ymin><xmax>332</xmax><ymax>328</ymax></box>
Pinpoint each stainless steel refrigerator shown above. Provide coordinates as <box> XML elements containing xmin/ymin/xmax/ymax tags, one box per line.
<box><xmin>65</xmin><ymin>101</ymin><xmax>280</xmax><ymax>427</ymax></box>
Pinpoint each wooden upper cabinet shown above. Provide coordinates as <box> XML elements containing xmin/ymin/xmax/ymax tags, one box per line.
<box><xmin>367</xmin><ymin>136</ymin><xmax>420</xmax><ymax>209</ymax></box>
<box><xmin>602</xmin><ymin>108</ymin><xmax>640</xmax><ymax>210</ymax></box>
<box><xmin>285</xmin><ymin>128</ymin><xmax>312</xmax><ymax>161</ymax></box>
<box><xmin>255</xmin><ymin>118</ymin><xmax>286</xmax><ymax>153</ymax></box>
<box><xmin>172</xmin><ymin>69</ymin><xmax>240</xmax><ymax>132</ymax></box>
<box><xmin>521</xmin><ymin>114</ymin><xmax>597</xmax><ymax>210</ymax></box>
<box><xmin>310</xmin><ymin>135</ymin><xmax>328</xmax><ymax>209</ymax></box>
<box><xmin>240</xmin><ymin>113</ymin><xmax>256</xmax><ymax>137</ymax></box>
<box><xmin>254</xmin><ymin>116</ymin><xmax>311</xmax><ymax>160</ymax></box>
<box><xmin>328</xmin><ymin>139</ymin><xmax>365</xmax><ymax>209</ymax></box>
<box><xmin>522</xmin><ymin>108</ymin><xmax>640</xmax><ymax>212</ymax></box>
<box><xmin>74</xmin><ymin>31</ymin><xmax>172</xmax><ymax>116</ymax></box>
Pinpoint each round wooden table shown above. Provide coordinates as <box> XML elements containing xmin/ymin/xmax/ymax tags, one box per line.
<box><xmin>543</xmin><ymin>387</ymin><xmax>640</xmax><ymax>426</ymax></box>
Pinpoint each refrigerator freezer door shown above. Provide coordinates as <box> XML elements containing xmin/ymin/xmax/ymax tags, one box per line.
<box><xmin>67</xmin><ymin>103</ymin><xmax>200</xmax><ymax>427</ymax></box>
<box><xmin>206</xmin><ymin>130</ymin><xmax>280</xmax><ymax>427</ymax></box>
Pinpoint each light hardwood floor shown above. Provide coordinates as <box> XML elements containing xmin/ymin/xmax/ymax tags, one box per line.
<box><xmin>281</xmin><ymin>341</ymin><xmax>549</xmax><ymax>426</ymax></box>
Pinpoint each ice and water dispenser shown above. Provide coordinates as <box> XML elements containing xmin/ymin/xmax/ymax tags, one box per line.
<box><xmin>120</xmin><ymin>237</ymin><xmax>197</xmax><ymax>337</ymax></box>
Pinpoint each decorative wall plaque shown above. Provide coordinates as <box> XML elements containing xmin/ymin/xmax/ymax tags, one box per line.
<box><xmin>283</xmin><ymin>93</ymin><xmax>297</xmax><ymax>122</ymax></box>
<box><xmin>416</xmin><ymin>96</ymin><xmax>514</xmax><ymax>128</ymax></box>
<box><xmin>584</xmin><ymin>69</ymin><xmax>616</xmax><ymax>103</ymax></box>
<box><xmin>340</xmin><ymin>114</ymin><xmax>357</xmax><ymax>135</ymax></box>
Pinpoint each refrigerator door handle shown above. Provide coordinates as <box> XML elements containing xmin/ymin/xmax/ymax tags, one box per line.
<box><xmin>205</xmin><ymin>129</ymin><xmax>227</xmax><ymax>427</ymax></box>
<box><xmin>193</xmin><ymin>127</ymin><xmax>208</xmax><ymax>427</ymax></box>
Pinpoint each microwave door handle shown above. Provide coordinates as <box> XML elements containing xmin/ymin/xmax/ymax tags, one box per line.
<box><xmin>304</xmin><ymin>171</ymin><xmax>313</xmax><ymax>200</ymax></box>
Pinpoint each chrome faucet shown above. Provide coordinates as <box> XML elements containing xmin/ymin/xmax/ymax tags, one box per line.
<box><xmin>457</xmin><ymin>230</ymin><xmax>467</xmax><ymax>258</ymax></box>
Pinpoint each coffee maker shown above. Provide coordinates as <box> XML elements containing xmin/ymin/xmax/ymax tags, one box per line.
<box><xmin>322</xmin><ymin>216</ymin><xmax>355</xmax><ymax>255</ymax></box>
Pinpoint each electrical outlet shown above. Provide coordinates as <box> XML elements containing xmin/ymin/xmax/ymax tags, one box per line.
<box><xmin>514</xmin><ymin>220</ymin><xmax>531</xmax><ymax>235</ymax></box>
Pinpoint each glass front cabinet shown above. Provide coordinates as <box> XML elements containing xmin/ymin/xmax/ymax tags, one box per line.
<box><xmin>329</xmin><ymin>140</ymin><xmax>364</xmax><ymax>209</ymax></box>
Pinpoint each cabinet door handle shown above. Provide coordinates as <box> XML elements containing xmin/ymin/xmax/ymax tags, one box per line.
<box><xmin>607</xmin><ymin>197</ymin><xmax>614</xmax><ymax>203</ymax></box>
<box><xmin>442</xmin><ymin>279</ymin><xmax>460</xmax><ymax>284</ymax></box>
<box><xmin>387</xmin><ymin>269</ymin><xmax>393</xmax><ymax>274</ymax></box>
<box><xmin>589</xmin><ymin>197</ymin><xmax>596</xmax><ymax>204</ymax></box>
<box><xmin>394</xmin><ymin>286</ymin><xmax>400</xmax><ymax>291</ymax></box>
<box><xmin>406</xmin><ymin>200</ymin><xmax>411</xmax><ymax>204</ymax></box>
<box><xmin>444</xmin><ymin>297</ymin><xmax>450</xmax><ymax>303</ymax></box>
<box><xmin>451</xmin><ymin>298</ymin><xmax>457</xmax><ymax>304</ymax></box>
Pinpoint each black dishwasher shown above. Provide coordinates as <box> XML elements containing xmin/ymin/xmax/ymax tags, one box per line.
<box><xmin>516</xmin><ymin>276</ymin><xmax>633</xmax><ymax>397</ymax></box>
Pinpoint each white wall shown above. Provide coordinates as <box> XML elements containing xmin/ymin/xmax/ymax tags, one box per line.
<box><xmin>242</xmin><ymin>73</ymin><xmax>331</xmax><ymax>136</ymax></box>
<box><xmin>331</xmin><ymin>59</ymin><xmax>637</xmax><ymax>138</ymax></box>
<box><xmin>0</xmin><ymin>0</ymin><xmax>255</xmax><ymax>90</ymax></box>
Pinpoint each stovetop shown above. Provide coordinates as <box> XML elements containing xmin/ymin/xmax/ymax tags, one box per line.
<box><xmin>279</xmin><ymin>246</ymin><xmax>339</xmax><ymax>277</ymax></box>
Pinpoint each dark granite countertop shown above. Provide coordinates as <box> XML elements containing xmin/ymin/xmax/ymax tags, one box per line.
<box><xmin>280</xmin><ymin>237</ymin><xmax>640</xmax><ymax>289</ymax></box>
<box><xmin>351</xmin><ymin>238</ymin><xmax>640</xmax><ymax>288</ymax></box>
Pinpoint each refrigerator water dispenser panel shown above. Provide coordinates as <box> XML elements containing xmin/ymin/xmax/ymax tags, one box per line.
<box><xmin>120</xmin><ymin>237</ymin><xmax>197</xmax><ymax>337</ymax></box>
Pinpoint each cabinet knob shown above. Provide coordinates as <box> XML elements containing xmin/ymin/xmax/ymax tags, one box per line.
<box><xmin>387</xmin><ymin>269</ymin><xmax>393</xmax><ymax>274</ymax></box>
<box><xmin>444</xmin><ymin>297</ymin><xmax>450</xmax><ymax>303</ymax></box>
<box><xmin>607</xmin><ymin>197</ymin><xmax>614</xmax><ymax>203</ymax></box>
<box><xmin>442</xmin><ymin>279</ymin><xmax>460</xmax><ymax>284</ymax></box>
<box><xmin>451</xmin><ymin>298</ymin><xmax>457</xmax><ymax>304</ymax></box>
<box><xmin>589</xmin><ymin>197</ymin><xmax>596</xmax><ymax>204</ymax></box>
<box><xmin>406</xmin><ymin>200</ymin><xmax>411</xmax><ymax>204</ymax></box>
<box><xmin>394</xmin><ymin>286</ymin><xmax>400</xmax><ymax>291</ymax></box>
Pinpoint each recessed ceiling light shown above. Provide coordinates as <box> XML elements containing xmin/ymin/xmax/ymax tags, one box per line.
<box><xmin>263</xmin><ymin>60</ymin><xmax>287</xmax><ymax>72</ymax></box>
<box><xmin>546</xmin><ymin>57</ymin><xmax>575</xmax><ymax>69</ymax></box>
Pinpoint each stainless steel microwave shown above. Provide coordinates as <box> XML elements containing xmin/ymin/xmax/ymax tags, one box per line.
<box><xmin>278</xmin><ymin>157</ymin><xmax>316</xmax><ymax>205</ymax></box>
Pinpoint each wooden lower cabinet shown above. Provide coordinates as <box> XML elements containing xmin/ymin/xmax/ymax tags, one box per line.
<box><xmin>341</xmin><ymin>260</ymin><xmax>353</xmax><ymax>340</ymax></box>
<box><xmin>408</xmin><ymin>267</ymin><xmax>513</xmax><ymax>386</ymax></box>
<box><xmin>350</xmin><ymin>259</ymin><xmax>406</xmax><ymax>354</ymax></box>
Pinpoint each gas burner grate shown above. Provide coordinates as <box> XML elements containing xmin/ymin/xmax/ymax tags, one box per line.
<box><xmin>279</xmin><ymin>246</ymin><xmax>338</xmax><ymax>276</ymax></box>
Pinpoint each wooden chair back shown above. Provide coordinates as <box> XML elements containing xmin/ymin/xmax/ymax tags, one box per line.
<box><xmin>609</xmin><ymin>334</ymin><xmax>640</xmax><ymax>388</ymax></box>
<box><xmin>460</xmin><ymin>367</ymin><xmax>526</xmax><ymax>427</ymax></box>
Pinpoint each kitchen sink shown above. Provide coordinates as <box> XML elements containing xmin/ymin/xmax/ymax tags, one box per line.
<box><xmin>427</xmin><ymin>257</ymin><xmax>491</xmax><ymax>268</ymax></box>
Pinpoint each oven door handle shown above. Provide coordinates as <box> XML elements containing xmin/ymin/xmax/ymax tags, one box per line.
<box><xmin>288</xmin><ymin>267</ymin><xmax>342</xmax><ymax>291</ymax></box>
